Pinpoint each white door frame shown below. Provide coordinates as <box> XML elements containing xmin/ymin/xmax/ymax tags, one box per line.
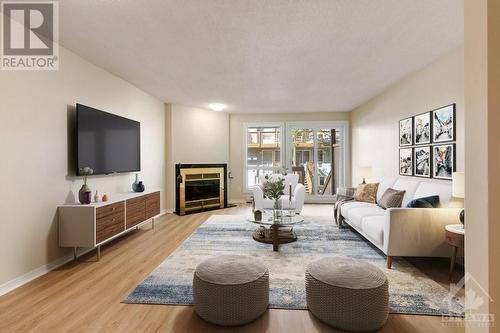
<box><xmin>285</xmin><ymin>121</ymin><xmax>350</xmax><ymax>203</ymax></box>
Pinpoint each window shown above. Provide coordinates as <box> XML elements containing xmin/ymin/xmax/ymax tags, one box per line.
<box><xmin>287</xmin><ymin>121</ymin><xmax>349</xmax><ymax>199</ymax></box>
<box><xmin>245</xmin><ymin>124</ymin><xmax>282</xmax><ymax>190</ymax></box>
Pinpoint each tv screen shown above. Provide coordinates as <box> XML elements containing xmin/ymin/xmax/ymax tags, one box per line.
<box><xmin>76</xmin><ymin>104</ymin><xmax>140</xmax><ymax>176</ymax></box>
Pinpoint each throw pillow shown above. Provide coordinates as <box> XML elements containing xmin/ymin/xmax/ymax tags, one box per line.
<box><xmin>353</xmin><ymin>183</ymin><xmax>379</xmax><ymax>204</ymax></box>
<box><xmin>378</xmin><ymin>188</ymin><xmax>406</xmax><ymax>209</ymax></box>
<box><xmin>406</xmin><ymin>195</ymin><xmax>440</xmax><ymax>208</ymax></box>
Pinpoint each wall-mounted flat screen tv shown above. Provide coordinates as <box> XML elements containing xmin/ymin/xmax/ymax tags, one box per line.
<box><xmin>76</xmin><ymin>104</ymin><xmax>140</xmax><ymax>176</ymax></box>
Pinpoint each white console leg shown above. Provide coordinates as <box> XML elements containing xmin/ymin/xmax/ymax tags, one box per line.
<box><xmin>97</xmin><ymin>246</ymin><xmax>101</xmax><ymax>261</ymax></box>
<box><xmin>152</xmin><ymin>217</ymin><xmax>155</xmax><ymax>230</ymax></box>
<box><xmin>73</xmin><ymin>247</ymin><xmax>77</xmax><ymax>260</ymax></box>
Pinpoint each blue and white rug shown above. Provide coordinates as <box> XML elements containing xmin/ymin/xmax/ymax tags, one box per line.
<box><xmin>124</xmin><ymin>215</ymin><xmax>464</xmax><ymax>316</ymax></box>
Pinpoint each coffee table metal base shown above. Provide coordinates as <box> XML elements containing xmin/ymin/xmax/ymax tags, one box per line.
<box><xmin>252</xmin><ymin>225</ymin><xmax>297</xmax><ymax>251</ymax></box>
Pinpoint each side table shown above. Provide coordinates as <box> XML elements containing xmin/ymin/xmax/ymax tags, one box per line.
<box><xmin>445</xmin><ymin>224</ymin><xmax>464</xmax><ymax>281</ymax></box>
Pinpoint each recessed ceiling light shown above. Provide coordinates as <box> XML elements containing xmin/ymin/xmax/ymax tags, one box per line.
<box><xmin>208</xmin><ymin>103</ymin><xmax>226</xmax><ymax>112</ymax></box>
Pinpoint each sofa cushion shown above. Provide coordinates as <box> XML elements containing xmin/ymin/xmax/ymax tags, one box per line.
<box><xmin>361</xmin><ymin>215</ymin><xmax>385</xmax><ymax>245</ymax></box>
<box><xmin>340</xmin><ymin>201</ymin><xmax>375</xmax><ymax>218</ymax></box>
<box><xmin>406</xmin><ymin>195</ymin><xmax>440</xmax><ymax>208</ymax></box>
<box><xmin>347</xmin><ymin>206</ymin><xmax>385</xmax><ymax>228</ymax></box>
<box><xmin>353</xmin><ymin>183</ymin><xmax>379</xmax><ymax>203</ymax></box>
<box><xmin>413</xmin><ymin>182</ymin><xmax>451</xmax><ymax>206</ymax></box>
<box><xmin>376</xmin><ymin>177</ymin><xmax>398</xmax><ymax>203</ymax></box>
<box><xmin>378</xmin><ymin>188</ymin><xmax>406</xmax><ymax>209</ymax></box>
<box><xmin>392</xmin><ymin>179</ymin><xmax>420</xmax><ymax>207</ymax></box>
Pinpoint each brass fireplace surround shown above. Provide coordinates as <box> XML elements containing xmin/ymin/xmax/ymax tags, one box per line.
<box><xmin>175</xmin><ymin>164</ymin><xmax>227</xmax><ymax>215</ymax></box>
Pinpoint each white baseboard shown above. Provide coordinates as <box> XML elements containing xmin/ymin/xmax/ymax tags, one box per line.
<box><xmin>229</xmin><ymin>200</ymin><xmax>247</xmax><ymax>205</ymax></box>
<box><xmin>0</xmin><ymin>210</ymin><xmax>171</xmax><ymax>297</ymax></box>
<box><xmin>0</xmin><ymin>247</ymin><xmax>95</xmax><ymax>297</ymax></box>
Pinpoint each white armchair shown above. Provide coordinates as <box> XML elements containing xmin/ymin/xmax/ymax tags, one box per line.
<box><xmin>252</xmin><ymin>174</ymin><xmax>306</xmax><ymax>214</ymax></box>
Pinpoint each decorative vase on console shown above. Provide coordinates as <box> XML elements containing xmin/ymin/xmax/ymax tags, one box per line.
<box><xmin>132</xmin><ymin>173</ymin><xmax>139</xmax><ymax>192</ymax></box>
<box><xmin>78</xmin><ymin>167</ymin><xmax>94</xmax><ymax>204</ymax></box>
<box><xmin>136</xmin><ymin>181</ymin><xmax>145</xmax><ymax>193</ymax></box>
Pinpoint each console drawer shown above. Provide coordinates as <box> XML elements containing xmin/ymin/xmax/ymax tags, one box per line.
<box><xmin>145</xmin><ymin>192</ymin><xmax>160</xmax><ymax>219</ymax></box>
<box><xmin>126</xmin><ymin>196</ymin><xmax>146</xmax><ymax>229</ymax></box>
<box><xmin>96</xmin><ymin>210</ymin><xmax>125</xmax><ymax>244</ymax></box>
<box><xmin>96</xmin><ymin>201</ymin><xmax>125</xmax><ymax>220</ymax></box>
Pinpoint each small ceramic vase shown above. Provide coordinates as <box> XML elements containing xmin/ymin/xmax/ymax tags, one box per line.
<box><xmin>102</xmin><ymin>194</ymin><xmax>109</xmax><ymax>202</ymax></box>
<box><xmin>79</xmin><ymin>184</ymin><xmax>90</xmax><ymax>204</ymax></box>
<box><xmin>94</xmin><ymin>191</ymin><xmax>101</xmax><ymax>203</ymax></box>
<box><xmin>136</xmin><ymin>181</ymin><xmax>145</xmax><ymax>192</ymax></box>
<box><xmin>132</xmin><ymin>173</ymin><xmax>139</xmax><ymax>192</ymax></box>
<box><xmin>83</xmin><ymin>191</ymin><xmax>92</xmax><ymax>205</ymax></box>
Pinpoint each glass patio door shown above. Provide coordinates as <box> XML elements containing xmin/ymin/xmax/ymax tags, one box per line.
<box><xmin>286</xmin><ymin>122</ymin><xmax>346</xmax><ymax>202</ymax></box>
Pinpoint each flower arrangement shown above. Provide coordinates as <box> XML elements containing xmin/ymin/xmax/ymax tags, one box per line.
<box><xmin>79</xmin><ymin>166</ymin><xmax>94</xmax><ymax>184</ymax></box>
<box><xmin>263</xmin><ymin>175</ymin><xmax>285</xmax><ymax>207</ymax></box>
<box><xmin>262</xmin><ymin>168</ymin><xmax>288</xmax><ymax>210</ymax></box>
<box><xmin>78</xmin><ymin>167</ymin><xmax>94</xmax><ymax>204</ymax></box>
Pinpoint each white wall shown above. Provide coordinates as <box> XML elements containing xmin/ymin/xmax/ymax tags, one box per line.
<box><xmin>0</xmin><ymin>46</ymin><xmax>165</xmax><ymax>286</ymax></box>
<box><xmin>165</xmin><ymin>104</ymin><xmax>229</xmax><ymax>211</ymax></box>
<box><xmin>351</xmin><ymin>46</ymin><xmax>464</xmax><ymax>185</ymax></box>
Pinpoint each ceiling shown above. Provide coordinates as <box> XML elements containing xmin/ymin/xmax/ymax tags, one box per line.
<box><xmin>59</xmin><ymin>0</ymin><xmax>463</xmax><ymax>113</ymax></box>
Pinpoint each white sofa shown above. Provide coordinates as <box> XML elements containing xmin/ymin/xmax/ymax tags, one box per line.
<box><xmin>252</xmin><ymin>174</ymin><xmax>306</xmax><ymax>214</ymax></box>
<box><xmin>340</xmin><ymin>177</ymin><xmax>461</xmax><ymax>269</ymax></box>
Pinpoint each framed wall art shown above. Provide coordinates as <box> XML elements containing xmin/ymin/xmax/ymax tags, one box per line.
<box><xmin>414</xmin><ymin>111</ymin><xmax>431</xmax><ymax>145</ymax></box>
<box><xmin>433</xmin><ymin>144</ymin><xmax>456</xmax><ymax>180</ymax></box>
<box><xmin>399</xmin><ymin>148</ymin><xmax>413</xmax><ymax>176</ymax></box>
<box><xmin>432</xmin><ymin>104</ymin><xmax>456</xmax><ymax>143</ymax></box>
<box><xmin>414</xmin><ymin>146</ymin><xmax>431</xmax><ymax>178</ymax></box>
<box><xmin>399</xmin><ymin>117</ymin><xmax>413</xmax><ymax>147</ymax></box>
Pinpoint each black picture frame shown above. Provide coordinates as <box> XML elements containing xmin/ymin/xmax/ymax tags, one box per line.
<box><xmin>399</xmin><ymin>117</ymin><xmax>413</xmax><ymax>147</ymax></box>
<box><xmin>432</xmin><ymin>144</ymin><xmax>456</xmax><ymax>180</ymax></box>
<box><xmin>432</xmin><ymin>104</ymin><xmax>456</xmax><ymax>143</ymax></box>
<box><xmin>399</xmin><ymin>148</ymin><xmax>413</xmax><ymax>176</ymax></box>
<box><xmin>413</xmin><ymin>111</ymin><xmax>432</xmax><ymax>145</ymax></box>
<box><xmin>414</xmin><ymin>146</ymin><xmax>432</xmax><ymax>178</ymax></box>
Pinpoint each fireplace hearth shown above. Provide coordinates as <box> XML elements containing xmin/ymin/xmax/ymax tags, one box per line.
<box><xmin>175</xmin><ymin>164</ymin><xmax>228</xmax><ymax>215</ymax></box>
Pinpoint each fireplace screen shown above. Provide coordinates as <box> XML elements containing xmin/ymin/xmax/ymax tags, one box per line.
<box><xmin>185</xmin><ymin>179</ymin><xmax>220</xmax><ymax>202</ymax></box>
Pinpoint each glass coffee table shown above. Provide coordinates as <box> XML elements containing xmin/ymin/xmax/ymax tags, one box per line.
<box><xmin>247</xmin><ymin>210</ymin><xmax>305</xmax><ymax>251</ymax></box>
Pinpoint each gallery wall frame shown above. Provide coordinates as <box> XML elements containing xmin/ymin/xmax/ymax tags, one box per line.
<box><xmin>431</xmin><ymin>104</ymin><xmax>456</xmax><ymax>144</ymax></box>
<box><xmin>414</xmin><ymin>145</ymin><xmax>432</xmax><ymax>178</ymax></box>
<box><xmin>399</xmin><ymin>147</ymin><xmax>414</xmax><ymax>176</ymax></box>
<box><xmin>413</xmin><ymin>111</ymin><xmax>432</xmax><ymax>145</ymax></box>
<box><xmin>432</xmin><ymin>143</ymin><xmax>456</xmax><ymax>180</ymax></box>
<box><xmin>399</xmin><ymin>117</ymin><xmax>413</xmax><ymax>147</ymax></box>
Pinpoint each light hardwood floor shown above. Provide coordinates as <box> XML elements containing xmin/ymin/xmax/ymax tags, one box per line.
<box><xmin>0</xmin><ymin>204</ymin><xmax>464</xmax><ymax>333</ymax></box>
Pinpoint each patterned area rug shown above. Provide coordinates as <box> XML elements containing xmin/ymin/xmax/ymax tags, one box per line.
<box><xmin>124</xmin><ymin>215</ymin><xmax>464</xmax><ymax>316</ymax></box>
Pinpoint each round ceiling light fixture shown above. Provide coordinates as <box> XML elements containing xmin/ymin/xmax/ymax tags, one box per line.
<box><xmin>208</xmin><ymin>103</ymin><xmax>226</xmax><ymax>112</ymax></box>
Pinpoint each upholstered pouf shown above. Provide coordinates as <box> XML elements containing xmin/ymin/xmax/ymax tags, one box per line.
<box><xmin>306</xmin><ymin>257</ymin><xmax>389</xmax><ymax>332</ymax></box>
<box><xmin>193</xmin><ymin>255</ymin><xmax>269</xmax><ymax>326</ymax></box>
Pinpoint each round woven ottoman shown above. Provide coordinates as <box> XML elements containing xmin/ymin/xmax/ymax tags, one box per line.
<box><xmin>306</xmin><ymin>257</ymin><xmax>389</xmax><ymax>332</ymax></box>
<box><xmin>193</xmin><ymin>255</ymin><xmax>269</xmax><ymax>326</ymax></box>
